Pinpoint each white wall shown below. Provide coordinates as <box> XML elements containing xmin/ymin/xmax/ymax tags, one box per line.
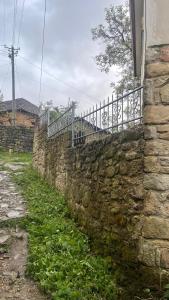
<box><xmin>145</xmin><ymin>0</ymin><xmax>169</xmax><ymax>47</ymax></box>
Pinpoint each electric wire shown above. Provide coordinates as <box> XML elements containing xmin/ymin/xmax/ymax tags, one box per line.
<box><xmin>38</xmin><ymin>0</ymin><xmax>47</xmax><ymax>103</ymax></box>
<box><xmin>16</xmin><ymin>63</ymin><xmax>42</xmax><ymax>100</ymax></box>
<box><xmin>18</xmin><ymin>55</ymin><xmax>98</xmax><ymax>105</ymax></box>
<box><xmin>0</xmin><ymin>64</ymin><xmax>10</xmax><ymax>91</ymax></box>
<box><xmin>17</xmin><ymin>0</ymin><xmax>25</xmax><ymax>48</ymax></box>
<box><xmin>3</xmin><ymin>0</ymin><xmax>6</xmax><ymax>43</ymax></box>
<box><xmin>12</xmin><ymin>0</ymin><xmax>18</xmax><ymax>46</ymax></box>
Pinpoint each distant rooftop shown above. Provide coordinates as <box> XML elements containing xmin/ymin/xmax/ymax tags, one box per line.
<box><xmin>1</xmin><ymin>98</ymin><xmax>39</xmax><ymax>116</ymax></box>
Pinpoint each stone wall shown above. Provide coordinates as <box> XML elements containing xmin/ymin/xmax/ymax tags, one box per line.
<box><xmin>140</xmin><ymin>45</ymin><xmax>169</xmax><ymax>288</ymax></box>
<box><xmin>33</xmin><ymin>125</ymin><xmax>146</xmax><ymax>295</ymax></box>
<box><xmin>0</xmin><ymin>125</ymin><xmax>34</xmax><ymax>152</ymax></box>
<box><xmin>33</xmin><ymin>44</ymin><xmax>169</xmax><ymax>297</ymax></box>
<box><xmin>0</xmin><ymin>111</ymin><xmax>37</xmax><ymax>127</ymax></box>
<box><xmin>66</xmin><ymin>128</ymin><xmax>144</xmax><ymax>258</ymax></box>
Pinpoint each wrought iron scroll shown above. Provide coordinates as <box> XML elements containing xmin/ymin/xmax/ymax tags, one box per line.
<box><xmin>39</xmin><ymin>110</ymin><xmax>48</xmax><ymax>127</ymax></box>
<box><xmin>73</xmin><ymin>86</ymin><xmax>143</xmax><ymax>145</ymax></box>
<box><xmin>48</xmin><ymin>103</ymin><xmax>76</xmax><ymax>138</ymax></box>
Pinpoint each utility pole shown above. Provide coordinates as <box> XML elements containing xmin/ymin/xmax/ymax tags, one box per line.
<box><xmin>4</xmin><ymin>45</ymin><xmax>19</xmax><ymax>126</ymax></box>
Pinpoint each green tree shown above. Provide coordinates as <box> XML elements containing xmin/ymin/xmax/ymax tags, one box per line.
<box><xmin>0</xmin><ymin>90</ymin><xmax>4</xmax><ymax>111</ymax></box>
<box><xmin>92</xmin><ymin>3</ymin><xmax>139</xmax><ymax>94</ymax></box>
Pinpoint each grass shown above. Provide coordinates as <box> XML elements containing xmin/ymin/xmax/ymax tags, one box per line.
<box><xmin>13</xmin><ymin>167</ymin><xmax>117</xmax><ymax>300</ymax></box>
<box><xmin>0</xmin><ymin>149</ymin><xmax>32</xmax><ymax>163</ymax></box>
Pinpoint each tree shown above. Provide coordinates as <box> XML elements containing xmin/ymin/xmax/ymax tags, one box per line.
<box><xmin>92</xmin><ymin>3</ymin><xmax>139</xmax><ymax>94</ymax></box>
<box><xmin>0</xmin><ymin>90</ymin><xmax>4</xmax><ymax>111</ymax></box>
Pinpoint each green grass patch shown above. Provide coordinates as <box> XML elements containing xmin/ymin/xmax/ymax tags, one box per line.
<box><xmin>0</xmin><ymin>149</ymin><xmax>32</xmax><ymax>163</ymax></box>
<box><xmin>14</xmin><ymin>167</ymin><xmax>117</xmax><ymax>300</ymax></box>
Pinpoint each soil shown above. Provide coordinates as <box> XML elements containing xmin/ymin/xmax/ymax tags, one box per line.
<box><xmin>0</xmin><ymin>164</ymin><xmax>50</xmax><ymax>300</ymax></box>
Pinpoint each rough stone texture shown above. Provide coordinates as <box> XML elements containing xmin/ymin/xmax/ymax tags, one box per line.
<box><xmin>33</xmin><ymin>125</ymin><xmax>145</xmax><ymax>294</ymax></box>
<box><xmin>144</xmin><ymin>105</ymin><xmax>169</xmax><ymax>124</ymax></box>
<box><xmin>33</xmin><ymin>44</ymin><xmax>169</xmax><ymax>294</ymax></box>
<box><xmin>33</xmin><ymin>127</ymin><xmax>71</xmax><ymax>192</ymax></box>
<box><xmin>0</xmin><ymin>125</ymin><xmax>34</xmax><ymax>152</ymax></box>
<box><xmin>0</xmin><ymin>111</ymin><xmax>37</xmax><ymax>128</ymax></box>
<box><xmin>146</xmin><ymin>62</ymin><xmax>169</xmax><ymax>78</ymax></box>
<box><xmin>66</xmin><ymin>128</ymin><xmax>144</xmax><ymax>258</ymax></box>
<box><xmin>141</xmin><ymin>44</ymin><xmax>169</xmax><ymax>288</ymax></box>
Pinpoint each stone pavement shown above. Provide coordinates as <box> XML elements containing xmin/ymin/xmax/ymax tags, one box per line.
<box><xmin>0</xmin><ymin>163</ymin><xmax>49</xmax><ymax>300</ymax></box>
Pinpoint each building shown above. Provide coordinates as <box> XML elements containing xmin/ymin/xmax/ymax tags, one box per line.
<box><xmin>0</xmin><ymin>98</ymin><xmax>39</xmax><ymax>127</ymax></box>
<box><xmin>130</xmin><ymin>0</ymin><xmax>169</xmax><ymax>81</ymax></box>
<box><xmin>129</xmin><ymin>0</ymin><xmax>169</xmax><ymax>291</ymax></box>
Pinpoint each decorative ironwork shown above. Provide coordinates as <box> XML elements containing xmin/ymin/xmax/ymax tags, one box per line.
<box><xmin>73</xmin><ymin>86</ymin><xmax>143</xmax><ymax>145</ymax></box>
<box><xmin>39</xmin><ymin>87</ymin><xmax>143</xmax><ymax>147</ymax></box>
<box><xmin>39</xmin><ymin>110</ymin><xmax>48</xmax><ymax>127</ymax></box>
<box><xmin>48</xmin><ymin>103</ymin><xmax>76</xmax><ymax>139</ymax></box>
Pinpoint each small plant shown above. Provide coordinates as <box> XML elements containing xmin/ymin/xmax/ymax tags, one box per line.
<box><xmin>163</xmin><ymin>284</ymin><xmax>169</xmax><ymax>299</ymax></box>
<box><xmin>14</xmin><ymin>167</ymin><xmax>117</xmax><ymax>300</ymax></box>
<box><xmin>0</xmin><ymin>149</ymin><xmax>32</xmax><ymax>163</ymax></box>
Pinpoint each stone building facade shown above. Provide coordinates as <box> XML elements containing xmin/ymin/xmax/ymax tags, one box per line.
<box><xmin>0</xmin><ymin>98</ymin><xmax>39</xmax><ymax>128</ymax></box>
<box><xmin>0</xmin><ymin>125</ymin><xmax>34</xmax><ymax>152</ymax></box>
<box><xmin>33</xmin><ymin>125</ymin><xmax>145</xmax><ymax>297</ymax></box>
<box><xmin>33</xmin><ymin>0</ymin><xmax>169</xmax><ymax>296</ymax></box>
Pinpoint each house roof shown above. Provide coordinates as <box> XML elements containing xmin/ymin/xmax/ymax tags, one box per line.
<box><xmin>1</xmin><ymin>98</ymin><xmax>39</xmax><ymax>116</ymax></box>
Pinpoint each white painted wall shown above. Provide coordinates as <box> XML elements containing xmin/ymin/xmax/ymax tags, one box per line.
<box><xmin>145</xmin><ymin>0</ymin><xmax>169</xmax><ymax>47</ymax></box>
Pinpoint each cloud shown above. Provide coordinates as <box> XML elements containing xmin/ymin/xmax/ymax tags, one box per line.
<box><xmin>0</xmin><ymin>0</ymin><xmax>124</xmax><ymax>112</ymax></box>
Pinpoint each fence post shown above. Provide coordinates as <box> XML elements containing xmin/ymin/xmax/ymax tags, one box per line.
<box><xmin>47</xmin><ymin>109</ymin><xmax>50</xmax><ymax>137</ymax></box>
<box><xmin>47</xmin><ymin>108</ymin><xmax>50</xmax><ymax>126</ymax></box>
<box><xmin>71</xmin><ymin>102</ymin><xmax>76</xmax><ymax>148</ymax></box>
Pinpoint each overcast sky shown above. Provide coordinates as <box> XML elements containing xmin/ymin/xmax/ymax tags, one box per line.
<box><xmin>0</xmin><ymin>0</ymin><xmax>125</xmax><ymax>112</ymax></box>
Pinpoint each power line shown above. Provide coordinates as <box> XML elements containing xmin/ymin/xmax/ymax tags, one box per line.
<box><xmin>18</xmin><ymin>54</ymin><xmax>98</xmax><ymax>105</ymax></box>
<box><xmin>17</xmin><ymin>0</ymin><xmax>25</xmax><ymax>48</ymax></box>
<box><xmin>12</xmin><ymin>0</ymin><xmax>18</xmax><ymax>45</ymax></box>
<box><xmin>3</xmin><ymin>0</ymin><xmax>6</xmax><ymax>43</ymax></box>
<box><xmin>39</xmin><ymin>0</ymin><xmax>47</xmax><ymax>103</ymax></box>
<box><xmin>15</xmin><ymin>64</ymin><xmax>43</xmax><ymax>100</ymax></box>
<box><xmin>0</xmin><ymin>65</ymin><xmax>10</xmax><ymax>91</ymax></box>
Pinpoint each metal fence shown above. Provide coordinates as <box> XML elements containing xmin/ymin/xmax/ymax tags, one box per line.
<box><xmin>39</xmin><ymin>110</ymin><xmax>49</xmax><ymax>126</ymax></box>
<box><xmin>39</xmin><ymin>86</ymin><xmax>143</xmax><ymax>147</ymax></box>
<box><xmin>48</xmin><ymin>103</ymin><xmax>76</xmax><ymax>139</ymax></box>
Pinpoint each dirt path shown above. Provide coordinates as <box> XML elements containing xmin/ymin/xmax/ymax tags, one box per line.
<box><xmin>0</xmin><ymin>163</ymin><xmax>49</xmax><ymax>300</ymax></box>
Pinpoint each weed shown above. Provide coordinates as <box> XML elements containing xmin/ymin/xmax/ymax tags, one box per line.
<box><xmin>14</xmin><ymin>167</ymin><xmax>117</xmax><ymax>300</ymax></box>
<box><xmin>0</xmin><ymin>149</ymin><xmax>32</xmax><ymax>163</ymax></box>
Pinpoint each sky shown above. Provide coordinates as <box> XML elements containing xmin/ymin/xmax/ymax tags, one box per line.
<box><xmin>0</xmin><ymin>0</ymin><xmax>125</xmax><ymax>113</ymax></box>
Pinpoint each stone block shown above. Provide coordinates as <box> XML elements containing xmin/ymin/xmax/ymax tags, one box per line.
<box><xmin>125</xmin><ymin>151</ymin><xmax>139</xmax><ymax>160</ymax></box>
<box><xmin>144</xmin><ymin>105</ymin><xmax>169</xmax><ymax>125</ymax></box>
<box><xmin>160</xmin><ymin>85</ymin><xmax>169</xmax><ymax>104</ymax></box>
<box><xmin>145</xmin><ymin>140</ymin><xmax>169</xmax><ymax>156</ymax></box>
<box><xmin>160</xmin><ymin>46</ymin><xmax>169</xmax><ymax>62</ymax></box>
<box><xmin>144</xmin><ymin>156</ymin><xmax>159</xmax><ymax>173</ymax></box>
<box><xmin>161</xmin><ymin>249</ymin><xmax>169</xmax><ymax>269</ymax></box>
<box><xmin>143</xmin><ymin>217</ymin><xmax>169</xmax><ymax>239</ymax></box>
<box><xmin>146</xmin><ymin>63</ymin><xmax>169</xmax><ymax>78</ymax></box>
<box><xmin>157</xmin><ymin>124</ymin><xmax>169</xmax><ymax>140</ymax></box>
<box><xmin>119</xmin><ymin>161</ymin><xmax>128</xmax><ymax>175</ymax></box>
<box><xmin>131</xmin><ymin>184</ymin><xmax>144</xmax><ymax>200</ymax></box>
<box><xmin>105</xmin><ymin>166</ymin><xmax>116</xmax><ymax>178</ymax></box>
<box><xmin>144</xmin><ymin>173</ymin><xmax>169</xmax><ymax>191</ymax></box>
<box><xmin>144</xmin><ymin>126</ymin><xmax>157</xmax><ymax>140</ymax></box>
<box><xmin>139</xmin><ymin>240</ymin><xmax>157</xmax><ymax>267</ymax></box>
<box><xmin>145</xmin><ymin>47</ymin><xmax>161</xmax><ymax>63</ymax></box>
<box><xmin>157</xmin><ymin>124</ymin><xmax>169</xmax><ymax>133</ymax></box>
<box><xmin>144</xmin><ymin>76</ymin><xmax>169</xmax><ymax>104</ymax></box>
<box><xmin>144</xmin><ymin>191</ymin><xmax>161</xmax><ymax>215</ymax></box>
